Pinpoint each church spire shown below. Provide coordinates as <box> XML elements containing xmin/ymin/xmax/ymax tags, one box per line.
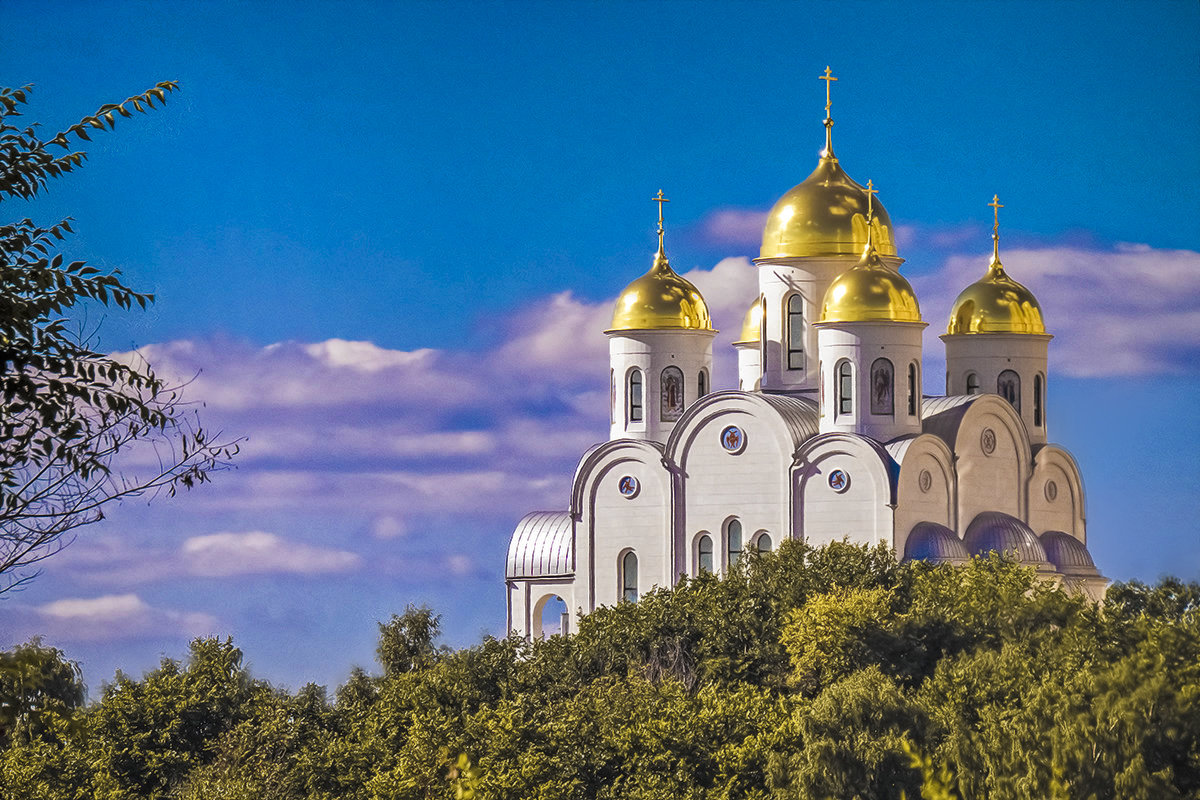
<box><xmin>652</xmin><ymin>189</ymin><xmax>670</xmax><ymax>267</ymax></box>
<box><xmin>819</xmin><ymin>65</ymin><xmax>838</xmax><ymax>160</ymax></box>
<box><xmin>988</xmin><ymin>193</ymin><xmax>1005</xmax><ymax>273</ymax></box>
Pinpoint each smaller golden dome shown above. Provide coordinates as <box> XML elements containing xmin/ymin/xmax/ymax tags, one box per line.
<box><xmin>733</xmin><ymin>298</ymin><xmax>762</xmax><ymax>344</ymax></box>
<box><xmin>820</xmin><ymin>200</ymin><xmax>920</xmax><ymax>324</ymax></box>
<box><xmin>946</xmin><ymin>200</ymin><xmax>1046</xmax><ymax>335</ymax></box>
<box><xmin>609</xmin><ymin>251</ymin><xmax>713</xmax><ymax>333</ymax></box>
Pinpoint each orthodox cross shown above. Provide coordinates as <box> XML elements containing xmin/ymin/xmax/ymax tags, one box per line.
<box><xmin>865</xmin><ymin>179</ymin><xmax>879</xmax><ymax>221</ymax></box>
<box><xmin>819</xmin><ymin>66</ymin><xmax>838</xmax><ymax>118</ymax></box>
<box><xmin>989</xmin><ymin>194</ymin><xmax>1004</xmax><ymax>236</ymax></box>
<box><xmin>652</xmin><ymin>189</ymin><xmax>670</xmax><ymax>247</ymax></box>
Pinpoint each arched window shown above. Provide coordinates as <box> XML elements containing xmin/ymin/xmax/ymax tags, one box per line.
<box><xmin>697</xmin><ymin>369</ymin><xmax>708</xmax><ymax>398</ymax></box>
<box><xmin>965</xmin><ymin>372</ymin><xmax>980</xmax><ymax>395</ymax></box>
<box><xmin>1034</xmin><ymin>373</ymin><xmax>1044</xmax><ymax>427</ymax></box>
<box><xmin>726</xmin><ymin>519</ymin><xmax>743</xmax><ymax>568</ymax></box>
<box><xmin>837</xmin><ymin>360</ymin><xmax>853</xmax><ymax>417</ymax></box>
<box><xmin>870</xmin><ymin>358</ymin><xmax>894</xmax><ymax>416</ymax></box>
<box><xmin>998</xmin><ymin>369</ymin><xmax>1020</xmax><ymax>411</ymax></box>
<box><xmin>697</xmin><ymin>534</ymin><xmax>713</xmax><ymax>575</ymax></box>
<box><xmin>661</xmin><ymin>366</ymin><xmax>684</xmax><ymax>421</ymax></box>
<box><xmin>756</xmin><ymin>532</ymin><xmax>773</xmax><ymax>552</ymax></box>
<box><xmin>786</xmin><ymin>295</ymin><xmax>805</xmax><ymax>370</ymax></box>
<box><xmin>621</xmin><ymin>551</ymin><xmax>638</xmax><ymax>602</ymax></box>
<box><xmin>907</xmin><ymin>362</ymin><xmax>919</xmax><ymax>416</ymax></box>
<box><xmin>629</xmin><ymin>369</ymin><xmax>643</xmax><ymax>422</ymax></box>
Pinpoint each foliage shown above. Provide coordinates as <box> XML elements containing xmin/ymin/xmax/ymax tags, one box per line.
<box><xmin>1</xmin><ymin>542</ymin><xmax>1198</xmax><ymax>799</ymax></box>
<box><xmin>0</xmin><ymin>83</ymin><xmax>237</xmax><ymax>592</ymax></box>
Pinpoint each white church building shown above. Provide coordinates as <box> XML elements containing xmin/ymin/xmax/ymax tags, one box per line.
<box><xmin>506</xmin><ymin>73</ymin><xmax>1107</xmax><ymax>639</ymax></box>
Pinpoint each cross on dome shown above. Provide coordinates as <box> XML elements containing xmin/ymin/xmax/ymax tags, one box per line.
<box><xmin>989</xmin><ymin>193</ymin><xmax>1004</xmax><ymax>262</ymax></box>
<box><xmin>652</xmin><ymin>189</ymin><xmax>670</xmax><ymax>254</ymax></box>
<box><xmin>865</xmin><ymin>179</ymin><xmax>879</xmax><ymax>222</ymax></box>
<box><xmin>819</xmin><ymin>66</ymin><xmax>837</xmax><ymax>120</ymax></box>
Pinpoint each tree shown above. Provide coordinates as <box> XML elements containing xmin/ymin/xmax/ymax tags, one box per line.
<box><xmin>0</xmin><ymin>83</ymin><xmax>237</xmax><ymax>592</ymax></box>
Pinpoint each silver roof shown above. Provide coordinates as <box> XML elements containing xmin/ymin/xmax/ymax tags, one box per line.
<box><xmin>920</xmin><ymin>395</ymin><xmax>977</xmax><ymax>448</ymax></box>
<box><xmin>506</xmin><ymin>511</ymin><xmax>573</xmax><ymax>579</ymax></box>
<box><xmin>1040</xmin><ymin>530</ymin><xmax>1100</xmax><ymax>576</ymax></box>
<box><xmin>963</xmin><ymin>511</ymin><xmax>1053</xmax><ymax>568</ymax></box>
<box><xmin>904</xmin><ymin>521</ymin><xmax>970</xmax><ymax>563</ymax></box>
<box><xmin>756</xmin><ymin>393</ymin><xmax>820</xmax><ymax>448</ymax></box>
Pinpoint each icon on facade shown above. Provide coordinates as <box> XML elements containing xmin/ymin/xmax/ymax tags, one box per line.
<box><xmin>981</xmin><ymin>428</ymin><xmax>997</xmax><ymax>455</ymax></box>
<box><xmin>618</xmin><ymin>475</ymin><xmax>640</xmax><ymax>498</ymax></box>
<box><xmin>828</xmin><ymin>469</ymin><xmax>849</xmax><ymax>492</ymax></box>
<box><xmin>720</xmin><ymin>425</ymin><xmax>745</xmax><ymax>453</ymax></box>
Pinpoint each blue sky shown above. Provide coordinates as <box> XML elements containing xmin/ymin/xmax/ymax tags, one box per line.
<box><xmin>1</xmin><ymin>0</ymin><xmax>1198</xmax><ymax>693</ymax></box>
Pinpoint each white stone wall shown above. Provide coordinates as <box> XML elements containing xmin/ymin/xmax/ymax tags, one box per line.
<box><xmin>951</xmin><ymin>397</ymin><xmax>1030</xmax><ymax>533</ymax></box>
<box><xmin>795</xmin><ymin>433</ymin><xmax>895</xmax><ymax>548</ymax></box>
<box><xmin>734</xmin><ymin>341</ymin><xmax>762</xmax><ymax>391</ymax></box>
<box><xmin>893</xmin><ymin>434</ymin><xmax>957</xmax><ymax>556</ymax></box>
<box><xmin>1028</xmin><ymin>445</ymin><xmax>1086</xmax><ymax>542</ymax></box>
<box><xmin>609</xmin><ymin>330</ymin><xmax>715</xmax><ymax>443</ymax></box>
<box><xmin>669</xmin><ymin>400</ymin><xmax>794</xmax><ymax>578</ymax></box>
<box><xmin>573</xmin><ymin>442</ymin><xmax>672</xmax><ymax>613</ymax></box>
<box><xmin>943</xmin><ymin>332</ymin><xmax>1051</xmax><ymax>445</ymax></box>
<box><xmin>507</xmin><ymin>579</ymin><xmax>578</xmax><ymax>639</ymax></box>
<box><xmin>816</xmin><ymin>320</ymin><xmax>926</xmax><ymax>441</ymax></box>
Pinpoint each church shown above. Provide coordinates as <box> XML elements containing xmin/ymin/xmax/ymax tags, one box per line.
<box><xmin>505</xmin><ymin>70</ymin><xmax>1107</xmax><ymax>639</ymax></box>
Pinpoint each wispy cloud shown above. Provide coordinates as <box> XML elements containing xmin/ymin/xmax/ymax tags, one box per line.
<box><xmin>182</xmin><ymin>531</ymin><xmax>362</xmax><ymax>577</ymax></box>
<box><xmin>0</xmin><ymin>593</ymin><xmax>218</xmax><ymax>643</ymax></box>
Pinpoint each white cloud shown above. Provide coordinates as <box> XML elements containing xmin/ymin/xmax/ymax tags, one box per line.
<box><xmin>0</xmin><ymin>593</ymin><xmax>220</xmax><ymax>642</ymax></box>
<box><xmin>370</xmin><ymin>514</ymin><xmax>407</xmax><ymax>540</ymax></box>
<box><xmin>700</xmin><ymin>208</ymin><xmax>768</xmax><ymax>247</ymax></box>
<box><xmin>182</xmin><ymin>531</ymin><xmax>362</xmax><ymax>577</ymax></box>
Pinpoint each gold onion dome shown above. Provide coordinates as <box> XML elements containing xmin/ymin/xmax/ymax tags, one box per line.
<box><xmin>733</xmin><ymin>299</ymin><xmax>762</xmax><ymax>344</ymax></box>
<box><xmin>760</xmin><ymin>67</ymin><xmax>897</xmax><ymax>259</ymax></box>
<box><xmin>609</xmin><ymin>192</ymin><xmax>713</xmax><ymax>332</ymax></box>
<box><xmin>820</xmin><ymin>181</ymin><xmax>920</xmax><ymax>324</ymax></box>
<box><xmin>946</xmin><ymin>196</ymin><xmax>1046</xmax><ymax>335</ymax></box>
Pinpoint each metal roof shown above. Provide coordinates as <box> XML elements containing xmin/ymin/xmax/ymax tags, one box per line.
<box><xmin>506</xmin><ymin>511</ymin><xmax>573</xmax><ymax>579</ymax></box>
<box><xmin>963</xmin><ymin>511</ymin><xmax>1053</xmax><ymax>570</ymax></box>
<box><xmin>1040</xmin><ymin>530</ymin><xmax>1100</xmax><ymax>576</ymax></box>
<box><xmin>904</xmin><ymin>521</ymin><xmax>970</xmax><ymax>563</ymax></box>
<box><xmin>756</xmin><ymin>393</ymin><xmax>820</xmax><ymax>448</ymax></box>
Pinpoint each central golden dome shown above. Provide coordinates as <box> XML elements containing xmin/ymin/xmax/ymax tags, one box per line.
<box><xmin>820</xmin><ymin>234</ymin><xmax>920</xmax><ymax>323</ymax></box>
<box><xmin>609</xmin><ymin>251</ymin><xmax>713</xmax><ymax>332</ymax></box>
<box><xmin>760</xmin><ymin>124</ymin><xmax>897</xmax><ymax>260</ymax></box>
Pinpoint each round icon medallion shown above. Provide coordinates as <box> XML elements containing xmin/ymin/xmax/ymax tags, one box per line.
<box><xmin>828</xmin><ymin>469</ymin><xmax>850</xmax><ymax>492</ymax></box>
<box><xmin>618</xmin><ymin>475</ymin><xmax>640</xmax><ymax>498</ymax></box>
<box><xmin>919</xmin><ymin>469</ymin><xmax>932</xmax><ymax>493</ymax></box>
<box><xmin>981</xmin><ymin>427</ymin><xmax>997</xmax><ymax>455</ymax></box>
<box><xmin>720</xmin><ymin>425</ymin><xmax>745</xmax><ymax>454</ymax></box>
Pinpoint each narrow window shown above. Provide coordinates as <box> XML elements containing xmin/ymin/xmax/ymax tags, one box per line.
<box><xmin>697</xmin><ymin>369</ymin><xmax>708</xmax><ymax>398</ymax></box>
<box><xmin>622</xmin><ymin>551</ymin><xmax>638</xmax><ymax>602</ymax></box>
<box><xmin>629</xmin><ymin>370</ymin><xmax>643</xmax><ymax>422</ymax></box>
<box><xmin>697</xmin><ymin>534</ymin><xmax>713</xmax><ymax>574</ymax></box>
<box><xmin>870</xmin><ymin>358</ymin><xmax>894</xmax><ymax>416</ymax></box>
<box><xmin>966</xmin><ymin>372</ymin><xmax>980</xmax><ymax>395</ymax></box>
<box><xmin>787</xmin><ymin>295</ymin><xmax>805</xmax><ymax>370</ymax></box>
<box><xmin>837</xmin><ymin>361</ymin><xmax>853</xmax><ymax>417</ymax></box>
<box><xmin>726</xmin><ymin>519</ymin><xmax>743</xmax><ymax>568</ymax></box>
<box><xmin>1034</xmin><ymin>373</ymin><xmax>1044</xmax><ymax>427</ymax></box>
<box><xmin>757</xmin><ymin>533</ymin><xmax>773</xmax><ymax>552</ymax></box>
<box><xmin>907</xmin><ymin>362</ymin><xmax>918</xmax><ymax>416</ymax></box>
<box><xmin>661</xmin><ymin>366</ymin><xmax>684</xmax><ymax>421</ymax></box>
<box><xmin>998</xmin><ymin>369</ymin><xmax>1021</xmax><ymax>412</ymax></box>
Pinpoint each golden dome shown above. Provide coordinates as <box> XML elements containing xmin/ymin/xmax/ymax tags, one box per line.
<box><xmin>733</xmin><ymin>298</ymin><xmax>763</xmax><ymax>344</ymax></box>
<box><xmin>947</xmin><ymin>199</ymin><xmax>1046</xmax><ymax>335</ymax></box>
<box><xmin>947</xmin><ymin>258</ymin><xmax>1046</xmax><ymax>335</ymax></box>
<box><xmin>609</xmin><ymin>250</ymin><xmax>713</xmax><ymax>333</ymax></box>
<box><xmin>820</xmin><ymin>211</ymin><xmax>920</xmax><ymax>324</ymax></box>
<box><xmin>760</xmin><ymin>122</ymin><xmax>898</xmax><ymax>260</ymax></box>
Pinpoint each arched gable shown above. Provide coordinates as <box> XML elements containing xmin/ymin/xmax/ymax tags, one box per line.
<box><xmin>570</xmin><ymin>439</ymin><xmax>671</xmax><ymax>614</ymax></box>
<box><xmin>930</xmin><ymin>394</ymin><xmax>1031</xmax><ymax>530</ymax></box>
<box><xmin>664</xmin><ymin>391</ymin><xmax>818</xmax><ymax>571</ymax></box>
<box><xmin>1029</xmin><ymin>444</ymin><xmax>1087</xmax><ymax>543</ymax></box>
<box><xmin>794</xmin><ymin>432</ymin><xmax>897</xmax><ymax>549</ymax></box>
<box><xmin>886</xmin><ymin>433</ymin><xmax>957</xmax><ymax>556</ymax></box>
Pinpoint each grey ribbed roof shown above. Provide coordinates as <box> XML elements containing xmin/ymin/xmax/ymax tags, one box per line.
<box><xmin>757</xmin><ymin>393</ymin><xmax>820</xmax><ymax>448</ymax></box>
<box><xmin>1040</xmin><ymin>531</ymin><xmax>1100</xmax><ymax>576</ymax></box>
<box><xmin>963</xmin><ymin>511</ymin><xmax>1052</xmax><ymax>569</ymax></box>
<box><xmin>904</xmin><ymin>522</ymin><xmax>971</xmax><ymax>563</ymax></box>
<box><xmin>921</xmin><ymin>395</ymin><xmax>977</xmax><ymax>447</ymax></box>
<box><xmin>506</xmin><ymin>511</ymin><xmax>573</xmax><ymax>579</ymax></box>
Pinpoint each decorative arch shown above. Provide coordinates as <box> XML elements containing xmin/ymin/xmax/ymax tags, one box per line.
<box><xmin>887</xmin><ymin>433</ymin><xmax>957</xmax><ymax>555</ymax></box>
<box><xmin>1029</xmin><ymin>444</ymin><xmax>1087</xmax><ymax>542</ymax></box>
<box><xmin>694</xmin><ymin>532</ymin><xmax>714</xmax><ymax>575</ymax></box>
<box><xmin>619</xmin><ymin>549</ymin><xmax>638</xmax><ymax>602</ymax></box>
<box><xmin>724</xmin><ymin>517</ymin><xmax>743</xmax><ymax>570</ymax></box>
<box><xmin>531</xmin><ymin>593</ymin><xmax>567</xmax><ymax>639</ymax></box>
<box><xmin>794</xmin><ymin>432</ymin><xmax>898</xmax><ymax>549</ymax></box>
<box><xmin>998</xmin><ymin>369</ymin><xmax>1021</xmax><ymax>411</ymax></box>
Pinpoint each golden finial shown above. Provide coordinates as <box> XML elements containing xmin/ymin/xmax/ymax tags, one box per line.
<box><xmin>818</xmin><ymin>66</ymin><xmax>838</xmax><ymax>159</ymax></box>
<box><xmin>988</xmin><ymin>194</ymin><xmax>1004</xmax><ymax>264</ymax></box>
<box><xmin>652</xmin><ymin>189</ymin><xmax>670</xmax><ymax>259</ymax></box>
<box><xmin>865</xmin><ymin>179</ymin><xmax>879</xmax><ymax>222</ymax></box>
